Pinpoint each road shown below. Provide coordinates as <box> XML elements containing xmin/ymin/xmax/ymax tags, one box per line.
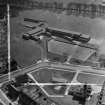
<box><xmin>0</xmin><ymin>62</ymin><xmax>50</xmax><ymax>83</ymax></box>
<box><xmin>0</xmin><ymin>61</ymin><xmax>105</xmax><ymax>83</ymax></box>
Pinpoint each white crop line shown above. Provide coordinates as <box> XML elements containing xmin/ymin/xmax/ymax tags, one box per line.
<box><xmin>29</xmin><ymin>67</ymin><xmax>105</xmax><ymax>87</ymax></box>
<box><xmin>0</xmin><ymin>89</ymin><xmax>12</xmax><ymax>105</ymax></box>
<box><xmin>48</xmin><ymin>95</ymin><xmax>65</xmax><ymax>97</ymax></box>
<box><xmin>26</xmin><ymin>82</ymin><xmax>102</xmax><ymax>98</ymax></box>
<box><xmin>0</xmin><ymin>98</ymin><xmax>6</xmax><ymax>105</ymax></box>
<box><xmin>7</xmin><ymin>4</ymin><xmax>11</xmax><ymax>81</ymax></box>
<box><xmin>49</xmin><ymin>66</ymin><xmax>105</xmax><ymax>76</ymax></box>
<box><xmin>27</xmin><ymin>73</ymin><xmax>49</xmax><ymax>96</ymax></box>
<box><xmin>48</xmin><ymin>67</ymin><xmax>77</xmax><ymax>72</ymax></box>
<box><xmin>65</xmin><ymin>70</ymin><xmax>80</xmax><ymax>95</ymax></box>
<box><xmin>80</xmin><ymin>71</ymin><xmax>105</xmax><ymax>76</ymax></box>
<box><xmin>28</xmin><ymin>73</ymin><xmax>67</xmax><ymax>97</ymax></box>
<box><xmin>27</xmin><ymin>73</ymin><xmax>103</xmax><ymax>98</ymax></box>
<box><xmin>26</xmin><ymin>82</ymin><xmax>103</xmax><ymax>86</ymax></box>
<box><xmin>27</xmin><ymin>66</ymin><xmax>104</xmax><ymax>97</ymax></box>
<box><xmin>29</xmin><ymin>66</ymin><xmax>76</xmax><ymax>75</ymax></box>
<box><xmin>28</xmin><ymin>67</ymin><xmax>48</xmax><ymax>74</ymax></box>
<box><xmin>31</xmin><ymin>66</ymin><xmax>105</xmax><ymax>77</ymax></box>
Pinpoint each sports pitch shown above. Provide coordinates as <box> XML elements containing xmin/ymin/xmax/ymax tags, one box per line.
<box><xmin>28</xmin><ymin>66</ymin><xmax>105</xmax><ymax>97</ymax></box>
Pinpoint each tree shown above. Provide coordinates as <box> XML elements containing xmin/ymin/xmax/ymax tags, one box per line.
<box><xmin>15</xmin><ymin>74</ymin><xmax>29</xmax><ymax>86</ymax></box>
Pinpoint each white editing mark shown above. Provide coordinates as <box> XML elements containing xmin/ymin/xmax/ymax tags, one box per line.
<box><xmin>7</xmin><ymin>4</ymin><xmax>11</xmax><ymax>81</ymax></box>
<box><xmin>27</xmin><ymin>82</ymin><xmax>101</xmax><ymax>86</ymax></box>
<box><xmin>27</xmin><ymin>73</ymin><xmax>49</xmax><ymax>96</ymax></box>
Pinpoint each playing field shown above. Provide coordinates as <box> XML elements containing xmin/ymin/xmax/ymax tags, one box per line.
<box><xmin>30</xmin><ymin>68</ymin><xmax>76</xmax><ymax>83</ymax></box>
<box><xmin>28</xmin><ymin>67</ymin><xmax>105</xmax><ymax>97</ymax></box>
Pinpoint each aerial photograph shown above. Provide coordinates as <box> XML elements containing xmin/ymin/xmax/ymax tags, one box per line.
<box><xmin>0</xmin><ymin>0</ymin><xmax>105</xmax><ymax>105</ymax></box>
